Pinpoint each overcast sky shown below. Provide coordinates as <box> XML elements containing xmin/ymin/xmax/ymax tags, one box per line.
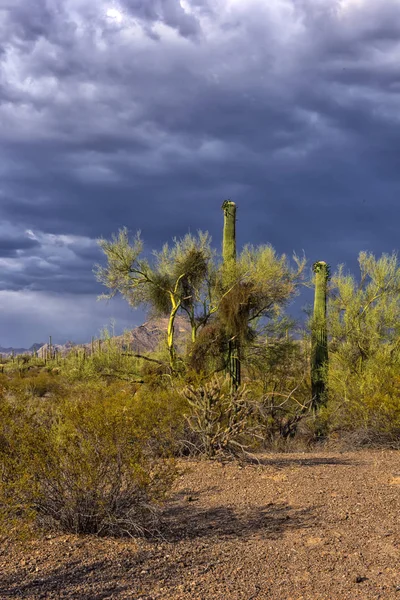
<box><xmin>0</xmin><ymin>0</ymin><xmax>399</xmax><ymax>346</ymax></box>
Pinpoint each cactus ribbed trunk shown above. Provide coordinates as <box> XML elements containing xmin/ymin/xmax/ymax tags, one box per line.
<box><xmin>222</xmin><ymin>200</ymin><xmax>240</xmax><ymax>390</ymax></box>
<box><xmin>311</xmin><ymin>261</ymin><xmax>329</xmax><ymax>409</ymax></box>
<box><xmin>222</xmin><ymin>200</ymin><xmax>236</xmax><ymax>277</ymax></box>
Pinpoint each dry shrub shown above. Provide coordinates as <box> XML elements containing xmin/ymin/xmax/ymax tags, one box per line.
<box><xmin>181</xmin><ymin>376</ymin><xmax>257</xmax><ymax>458</ymax></box>
<box><xmin>0</xmin><ymin>381</ymin><xmax>176</xmax><ymax>537</ymax></box>
<box><xmin>218</xmin><ymin>282</ymin><xmax>256</xmax><ymax>343</ymax></box>
<box><xmin>187</xmin><ymin>321</ymin><xmax>226</xmax><ymax>375</ymax></box>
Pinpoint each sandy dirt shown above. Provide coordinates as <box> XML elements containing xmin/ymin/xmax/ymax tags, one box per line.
<box><xmin>0</xmin><ymin>450</ymin><xmax>399</xmax><ymax>599</ymax></box>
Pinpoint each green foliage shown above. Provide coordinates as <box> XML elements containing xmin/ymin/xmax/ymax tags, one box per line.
<box><xmin>0</xmin><ymin>380</ymin><xmax>178</xmax><ymax>537</ymax></box>
<box><xmin>96</xmin><ymin>229</ymin><xmax>216</xmax><ymax>366</ymax></box>
<box><xmin>327</xmin><ymin>365</ymin><xmax>400</xmax><ymax>440</ymax></box>
<box><xmin>244</xmin><ymin>323</ymin><xmax>313</xmax><ymax>445</ymax></box>
<box><xmin>95</xmin><ymin>229</ymin><xmax>148</xmax><ymax>304</ymax></box>
<box><xmin>187</xmin><ymin>321</ymin><xmax>227</xmax><ymax>377</ymax></box>
<box><xmin>246</xmin><ymin>320</ymin><xmax>308</xmax><ymax>392</ymax></box>
<box><xmin>6</xmin><ymin>371</ymin><xmax>65</xmax><ymax>399</ymax></box>
<box><xmin>329</xmin><ymin>252</ymin><xmax>400</xmax><ymax>370</ymax></box>
<box><xmin>133</xmin><ymin>385</ymin><xmax>188</xmax><ymax>455</ymax></box>
<box><xmin>6</xmin><ymin>213</ymin><xmax>400</xmax><ymax>511</ymax></box>
<box><xmin>216</xmin><ymin>245</ymin><xmax>305</xmax><ymax>378</ymax></box>
<box><xmin>153</xmin><ymin>232</ymin><xmax>213</xmax><ymax>305</ymax></box>
<box><xmin>61</xmin><ymin>341</ymin><xmax>142</xmax><ymax>383</ymax></box>
<box><xmin>327</xmin><ymin>252</ymin><xmax>400</xmax><ymax>440</ymax></box>
<box><xmin>224</xmin><ymin>245</ymin><xmax>305</xmax><ymax>336</ymax></box>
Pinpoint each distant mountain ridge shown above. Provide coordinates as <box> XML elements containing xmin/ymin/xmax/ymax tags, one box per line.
<box><xmin>0</xmin><ymin>343</ymin><xmax>44</xmax><ymax>357</ymax></box>
<box><xmin>2</xmin><ymin>316</ymin><xmax>191</xmax><ymax>358</ymax></box>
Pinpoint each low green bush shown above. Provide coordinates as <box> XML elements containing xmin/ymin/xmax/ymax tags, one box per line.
<box><xmin>6</xmin><ymin>370</ymin><xmax>65</xmax><ymax>398</ymax></box>
<box><xmin>0</xmin><ymin>380</ymin><xmax>177</xmax><ymax>537</ymax></box>
<box><xmin>327</xmin><ymin>361</ymin><xmax>400</xmax><ymax>444</ymax></box>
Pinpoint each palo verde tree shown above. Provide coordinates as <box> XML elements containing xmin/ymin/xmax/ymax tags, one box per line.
<box><xmin>95</xmin><ymin>229</ymin><xmax>214</xmax><ymax>369</ymax></box>
<box><xmin>327</xmin><ymin>252</ymin><xmax>400</xmax><ymax>434</ymax></box>
<box><xmin>329</xmin><ymin>252</ymin><xmax>400</xmax><ymax>372</ymax></box>
<box><xmin>215</xmin><ymin>240</ymin><xmax>305</xmax><ymax>386</ymax></box>
<box><xmin>218</xmin><ymin>200</ymin><xmax>305</xmax><ymax>391</ymax></box>
<box><xmin>311</xmin><ymin>261</ymin><xmax>330</xmax><ymax>410</ymax></box>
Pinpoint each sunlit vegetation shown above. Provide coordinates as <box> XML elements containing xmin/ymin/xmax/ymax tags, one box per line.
<box><xmin>1</xmin><ymin>203</ymin><xmax>400</xmax><ymax>539</ymax></box>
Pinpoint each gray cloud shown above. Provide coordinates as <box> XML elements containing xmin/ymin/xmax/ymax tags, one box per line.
<box><xmin>0</xmin><ymin>234</ymin><xmax>40</xmax><ymax>257</ymax></box>
<box><xmin>0</xmin><ymin>227</ymin><xmax>102</xmax><ymax>294</ymax></box>
<box><xmin>0</xmin><ymin>0</ymin><xmax>399</xmax><ymax>343</ymax></box>
<box><xmin>118</xmin><ymin>0</ymin><xmax>203</xmax><ymax>38</ymax></box>
<box><xmin>0</xmin><ymin>290</ymin><xmax>141</xmax><ymax>347</ymax></box>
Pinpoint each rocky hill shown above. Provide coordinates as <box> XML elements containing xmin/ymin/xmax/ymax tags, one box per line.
<box><xmin>114</xmin><ymin>315</ymin><xmax>191</xmax><ymax>354</ymax></box>
<box><xmin>35</xmin><ymin>316</ymin><xmax>191</xmax><ymax>358</ymax></box>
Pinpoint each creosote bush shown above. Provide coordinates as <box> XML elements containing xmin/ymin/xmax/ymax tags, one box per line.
<box><xmin>6</xmin><ymin>370</ymin><xmax>66</xmax><ymax>399</ymax></box>
<box><xmin>0</xmin><ymin>380</ymin><xmax>178</xmax><ymax>537</ymax></box>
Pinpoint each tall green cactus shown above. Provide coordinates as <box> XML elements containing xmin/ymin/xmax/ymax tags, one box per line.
<box><xmin>311</xmin><ymin>261</ymin><xmax>329</xmax><ymax>409</ymax></box>
<box><xmin>222</xmin><ymin>200</ymin><xmax>236</xmax><ymax>278</ymax></box>
<box><xmin>221</xmin><ymin>200</ymin><xmax>240</xmax><ymax>389</ymax></box>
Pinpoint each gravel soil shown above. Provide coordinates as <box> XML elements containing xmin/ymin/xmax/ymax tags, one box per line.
<box><xmin>0</xmin><ymin>450</ymin><xmax>399</xmax><ymax>599</ymax></box>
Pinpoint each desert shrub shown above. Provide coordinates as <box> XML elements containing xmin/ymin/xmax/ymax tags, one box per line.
<box><xmin>136</xmin><ymin>353</ymin><xmax>176</xmax><ymax>388</ymax></box>
<box><xmin>181</xmin><ymin>375</ymin><xmax>259</xmax><ymax>457</ymax></box>
<box><xmin>240</xmin><ymin>328</ymin><xmax>315</xmax><ymax>446</ymax></box>
<box><xmin>0</xmin><ymin>381</ymin><xmax>176</xmax><ymax>537</ymax></box>
<box><xmin>125</xmin><ymin>383</ymin><xmax>187</xmax><ymax>455</ymax></box>
<box><xmin>327</xmin><ymin>360</ymin><xmax>400</xmax><ymax>443</ymax></box>
<box><xmin>7</xmin><ymin>371</ymin><xmax>65</xmax><ymax>399</ymax></box>
<box><xmin>59</xmin><ymin>345</ymin><xmax>142</xmax><ymax>382</ymax></box>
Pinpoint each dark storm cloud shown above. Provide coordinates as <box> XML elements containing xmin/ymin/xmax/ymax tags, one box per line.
<box><xmin>0</xmin><ymin>290</ymin><xmax>140</xmax><ymax>347</ymax></box>
<box><xmin>1</xmin><ymin>0</ymin><xmax>400</xmax><ymax>344</ymax></box>
<box><xmin>0</xmin><ymin>228</ymin><xmax>102</xmax><ymax>294</ymax></box>
<box><xmin>0</xmin><ymin>235</ymin><xmax>40</xmax><ymax>257</ymax></box>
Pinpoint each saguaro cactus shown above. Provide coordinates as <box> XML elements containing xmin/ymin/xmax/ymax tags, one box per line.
<box><xmin>311</xmin><ymin>261</ymin><xmax>329</xmax><ymax>409</ymax></box>
<box><xmin>222</xmin><ymin>200</ymin><xmax>237</xmax><ymax>277</ymax></box>
<box><xmin>221</xmin><ymin>200</ymin><xmax>240</xmax><ymax>389</ymax></box>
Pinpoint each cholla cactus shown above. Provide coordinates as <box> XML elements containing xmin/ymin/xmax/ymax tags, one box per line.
<box><xmin>311</xmin><ymin>261</ymin><xmax>330</xmax><ymax>409</ymax></box>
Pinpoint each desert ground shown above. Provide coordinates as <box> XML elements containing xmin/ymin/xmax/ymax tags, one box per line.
<box><xmin>0</xmin><ymin>449</ymin><xmax>399</xmax><ymax>600</ymax></box>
